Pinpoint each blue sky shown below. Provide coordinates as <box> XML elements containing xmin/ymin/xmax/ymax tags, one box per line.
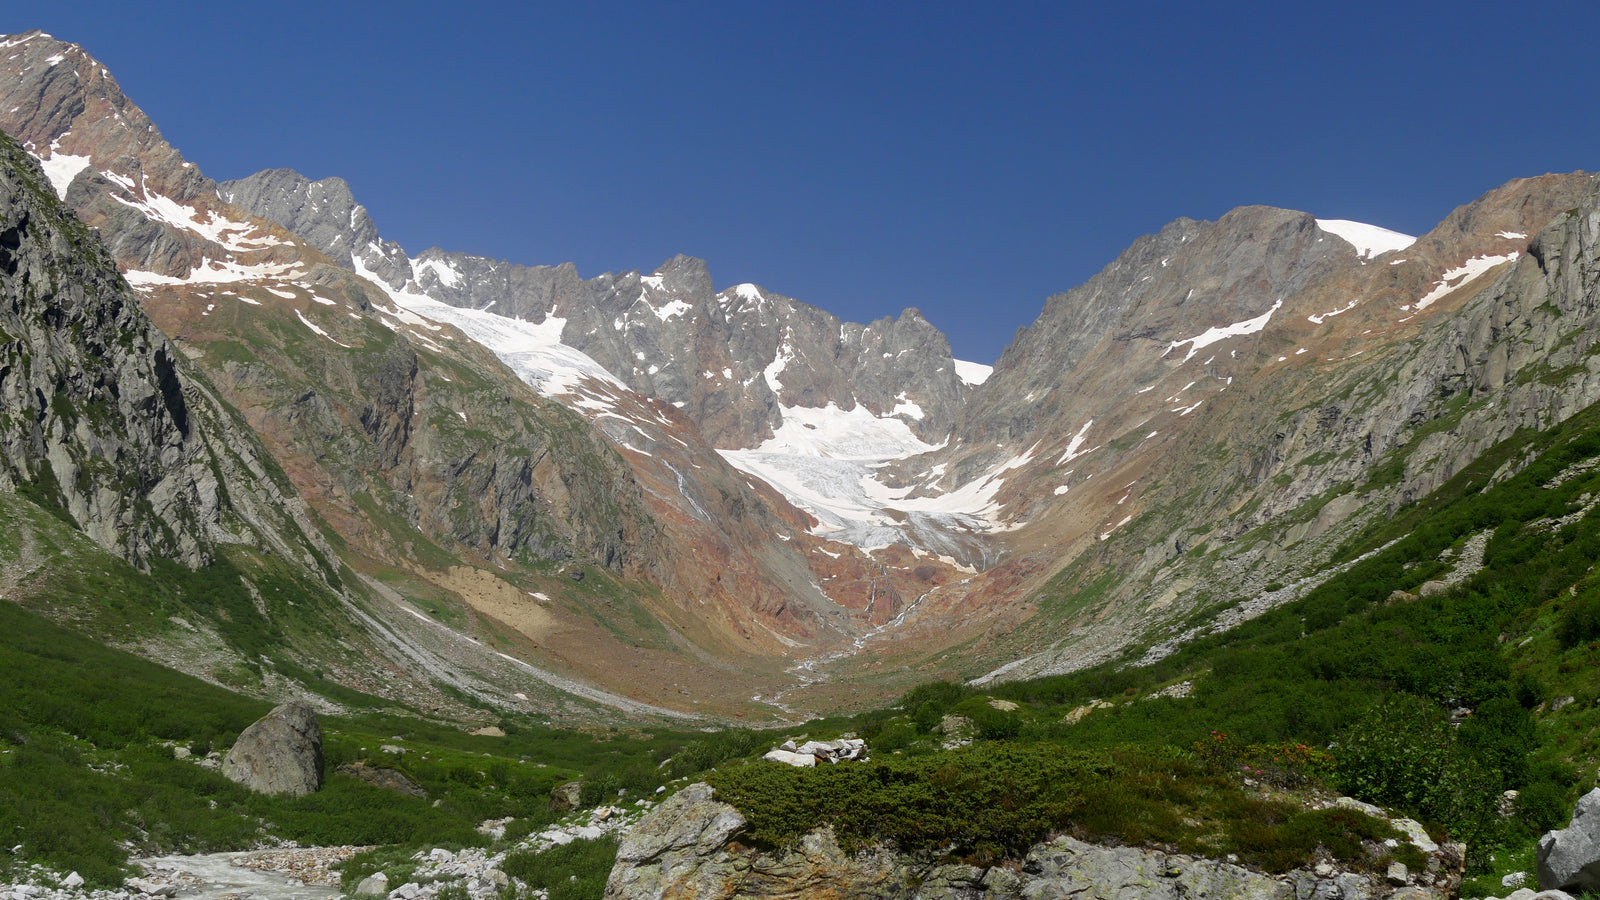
<box><xmin>23</xmin><ymin>1</ymin><xmax>1600</xmax><ymax>363</ymax></box>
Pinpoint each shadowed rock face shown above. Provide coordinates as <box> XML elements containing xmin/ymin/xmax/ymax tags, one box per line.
<box><xmin>0</xmin><ymin>129</ymin><xmax>318</xmax><ymax>570</ymax></box>
<box><xmin>221</xmin><ymin>702</ymin><xmax>325</xmax><ymax>797</ymax></box>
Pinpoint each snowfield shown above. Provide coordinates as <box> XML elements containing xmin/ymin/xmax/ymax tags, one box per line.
<box><xmin>1315</xmin><ymin>219</ymin><xmax>1416</xmax><ymax>260</ymax></box>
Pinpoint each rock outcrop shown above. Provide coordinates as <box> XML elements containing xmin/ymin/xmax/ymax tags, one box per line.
<box><xmin>0</xmin><ymin>127</ymin><xmax>321</xmax><ymax>571</ymax></box>
<box><xmin>221</xmin><ymin>701</ymin><xmax>325</xmax><ymax>797</ymax></box>
<box><xmin>1539</xmin><ymin>788</ymin><xmax>1600</xmax><ymax>891</ymax></box>
<box><xmin>605</xmin><ymin>783</ymin><xmax>1459</xmax><ymax>900</ymax></box>
<box><xmin>606</xmin><ymin>783</ymin><xmax>747</xmax><ymax>900</ymax></box>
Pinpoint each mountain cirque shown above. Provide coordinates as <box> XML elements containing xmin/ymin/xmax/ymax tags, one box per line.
<box><xmin>1</xmin><ymin>28</ymin><xmax>1598</xmax><ymax>719</ymax></box>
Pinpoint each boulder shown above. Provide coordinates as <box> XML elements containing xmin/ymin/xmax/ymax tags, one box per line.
<box><xmin>794</xmin><ymin>739</ymin><xmax>866</xmax><ymax>763</ymax></box>
<box><xmin>1539</xmin><ymin>788</ymin><xmax>1600</xmax><ymax>890</ymax></box>
<box><xmin>335</xmin><ymin>761</ymin><xmax>427</xmax><ymax>798</ymax></box>
<box><xmin>550</xmin><ymin>780</ymin><xmax>584</xmax><ymax>811</ymax></box>
<box><xmin>352</xmin><ymin>872</ymin><xmax>388</xmax><ymax>896</ymax></box>
<box><xmin>605</xmin><ymin>783</ymin><xmax>747</xmax><ymax>900</ymax></box>
<box><xmin>763</xmin><ymin>749</ymin><xmax>817</xmax><ymax>767</ymax></box>
<box><xmin>220</xmin><ymin>701</ymin><xmax>323</xmax><ymax>796</ymax></box>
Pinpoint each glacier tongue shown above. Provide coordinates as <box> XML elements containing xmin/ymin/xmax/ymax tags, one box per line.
<box><xmin>718</xmin><ymin>402</ymin><xmax>1020</xmax><ymax>562</ymax></box>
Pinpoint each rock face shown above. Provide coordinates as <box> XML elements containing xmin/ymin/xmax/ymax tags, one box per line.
<box><xmin>549</xmin><ymin>781</ymin><xmax>585</xmax><ymax>812</ymax></box>
<box><xmin>0</xmin><ymin>126</ymin><xmax>322</xmax><ymax>571</ymax></box>
<box><xmin>221</xmin><ymin>702</ymin><xmax>325</xmax><ymax>797</ymax></box>
<box><xmin>1539</xmin><ymin>788</ymin><xmax>1600</xmax><ymax>891</ymax></box>
<box><xmin>605</xmin><ymin>784</ymin><xmax>1458</xmax><ymax>900</ymax></box>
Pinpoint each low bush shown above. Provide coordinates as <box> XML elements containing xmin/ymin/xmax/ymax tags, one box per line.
<box><xmin>709</xmin><ymin>742</ymin><xmax>1397</xmax><ymax>874</ymax></box>
<box><xmin>500</xmin><ymin>835</ymin><xmax>618</xmax><ymax>900</ymax></box>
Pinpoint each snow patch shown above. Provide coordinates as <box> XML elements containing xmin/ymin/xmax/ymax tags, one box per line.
<box><xmin>35</xmin><ymin>151</ymin><xmax>91</xmax><ymax>199</ymax></box>
<box><xmin>953</xmin><ymin>359</ymin><xmax>992</xmax><ymax>385</ymax></box>
<box><xmin>764</xmin><ymin>339</ymin><xmax>795</xmax><ymax>393</ymax></box>
<box><xmin>651</xmin><ymin>297</ymin><xmax>693</xmax><ymax>322</ymax></box>
<box><xmin>1315</xmin><ymin>219</ymin><xmax>1416</xmax><ymax>259</ymax></box>
<box><xmin>352</xmin><ymin>254</ymin><xmax>625</xmax><ymax>398</ymax></box>
<box><xmin>720</xmin><ymin>403</ymin><xmax>1030</xmax><ymax>555</ymax></box>
<box><xmin>1056</xmin><ymin>420</ymin><xmax>1095</xmax><ymax>465</ymax></box>
<box><xmin>414</xmin><ymin>256</ymin><xmax>462</xmax><ymax>288</ymax></box>
<box><xmin>1412</xmin><ymin>253</ymin><xmax>1521</xmax><ymax>311</ymax></box>
<box><xmin>295</xmin><ymin>309</ymin><xmax>351</xmax><ymax>348</ymax></box>
<box><xmin>891</xmin><ymin>393</ymin><xmax>925</xmax><ymax>420</ymax></box>
<box><xmin>123</xmin><ymin>258</ymin><xmax>304</xmax><ymax>286</ymax></box>
<box><xmin>1164</xmin><ymin>300</ymin><xmax>1282</xmax><ymax>362</ymax></box>
<box><xmin>1308</xmin><ymin>298</ymin><xmax>1359</xmax><ymax>324</ymax></box>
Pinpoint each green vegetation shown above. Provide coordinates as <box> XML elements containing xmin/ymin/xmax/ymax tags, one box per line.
<box><xmin>501</xmin><ymin>836</ymin><xmax>619</xmax><ymax>900</ymax></box>
<box><xmin>709</xmin><ymin>740</ymin><xmax>1396</xmax><ymax>873</ymax></box>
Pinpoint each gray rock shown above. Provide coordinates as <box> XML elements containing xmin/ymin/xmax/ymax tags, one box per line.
<box><xmin>761</xmin><ymin>749</ymin><xmax>816</xmax><ymax>767</ymax></box>
<box><xmin>605</xmin><ymin>782</ymin><xmax>746</xmax><ymax>900</ymax></box>
<box><xmin>336</xmin><ymin>762</ymin><xmax>426</xmax><ymax>799</ymax></box>
<box><xmin>1541</xmin><ymin>788</ymin><xmax>1600</xmax><ymax>891</ymax></box>
<box><xmin>1017</xmin><ymin>835</ymin><xmax>1292</xmax><ymax>899</ymax></box>
<box><xmin>353</xmin><ymin>872</ymin><xmax>389</xmax><ymax>896</ymax></box>
<box><xmin>550</xmin><ymin>780</ymin><xmax>584</xmax><ymax>811</ymax></box>
<box><xmin>61</xmin><ymin>873</ymin><xmax>83</xmax><ymax>890</ymax></box>
<box><xmin>221</xmin><ymin>701</ymin><xmax>324</xmax><ymax>796</ymax></box>
<box><xmin>1387</xmin><ymin>861</ymin><xmax>1409</xmax><ymax>885</ymax></box>
<box><xmin>1498</xmin><ymin>890</ymin><xmax>1576</xmax><ymax>900</ymax></box>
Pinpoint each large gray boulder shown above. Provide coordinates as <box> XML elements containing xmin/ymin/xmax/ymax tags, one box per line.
<box><xmin>1539</xmin><ymin>788</ymin><xmax>1600</xmax><ymax>891</ymax></box>
<box><xmin>605</xmin><ymin>783</ymin><xmax>746</xmax><ymax>900</ymax></box>
<box><xmin>221</xmin><ymin>701</ymin><xmax>324</xmax><ymax>796</ymax></box>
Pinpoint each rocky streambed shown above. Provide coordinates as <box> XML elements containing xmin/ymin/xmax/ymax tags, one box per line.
<box><xmin>1</xmin><ymin>801</ymin><xmax>647</xmax><ymax>900</ymax></box>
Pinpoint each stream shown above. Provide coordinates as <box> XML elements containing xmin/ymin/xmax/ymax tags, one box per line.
<box><xmin>132</xmin><ymin>853</ymin><xmax>341</xmax><ymax>900</ymax></box>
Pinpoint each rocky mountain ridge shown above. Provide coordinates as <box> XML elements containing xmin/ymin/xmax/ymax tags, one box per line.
<box><xmin>220</xmin><ymin>168</ymin><xmax>978</xmax><ymax>451</ymax></box>
<box><xmin>0</xmin><ymin>29</ymin><xmax>968</xmax><ymax>719</ymax></box>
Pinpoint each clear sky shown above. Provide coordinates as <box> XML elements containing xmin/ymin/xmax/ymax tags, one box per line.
<box><xmin>21</xmin><ymin>1</ymin><xmax>1600</xmax><ymax>363</ymax></box>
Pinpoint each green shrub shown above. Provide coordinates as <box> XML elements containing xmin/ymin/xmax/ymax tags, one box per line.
<box><xmin>1335</xmin><ymin>694</ymin><xmax>1500</xmax><ymax>859</ymax></box>
<box><xmin>708</xmin><ymin>743</ymin><xmax>1089</xmax><ymax>861</ymax></box>
<box><xmin>1556</xmin><ymin>588</ymin><xmax>1600</xmax><ymax>648</ymax></box>
<box><xmin>1513</xmin><ymin>781</ymin><xmax>1572</xmax><ymax>835</ymax></box>
<box><xmin>663</xmin><ymin>729</ymin><xmax>766</xmax><ymax>780</ymax></box>
<box><xmin>500</xmin><ymin>835</ymin><xmax>618</xmax><ymax>900</ymax></box>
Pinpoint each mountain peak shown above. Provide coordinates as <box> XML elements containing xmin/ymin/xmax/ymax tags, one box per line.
<box><xmin>651</xmin><ymin>253</ymin><xmax>712</xmax><ymax>296</ymax></box>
